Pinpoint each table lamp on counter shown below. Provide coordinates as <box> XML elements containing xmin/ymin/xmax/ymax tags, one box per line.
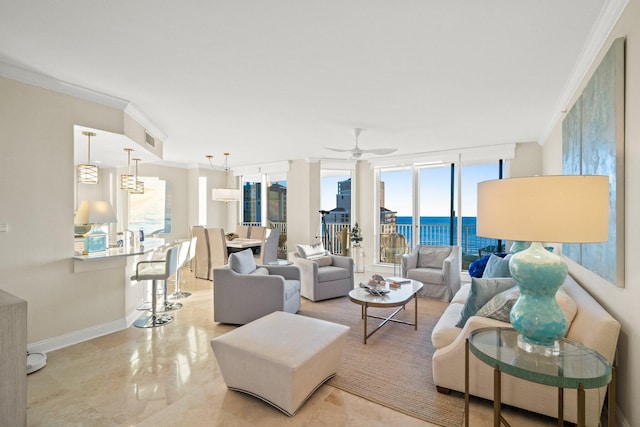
<box><xmin>74</xmin><ymin>200</ymin><xmax>117</xmax><ymax>254</ymax></box>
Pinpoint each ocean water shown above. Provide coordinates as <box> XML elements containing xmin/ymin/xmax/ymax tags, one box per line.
<box><xmin>393</xmin><ymin>216</ymin><xmax>494</xmax><ymax>255</ymax></box>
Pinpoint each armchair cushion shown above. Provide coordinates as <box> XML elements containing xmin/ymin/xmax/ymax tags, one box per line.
<box><xmin>229</xmin><ymin>249</ymin><xmax>256</xmax><ymax>274</ymax></box>
<box><xmin>417</xmin><ymin>246</ymin><xmax>452</xmax><ymax>269</ymax></box>
<box><xmin>296</xmin><ymin>243</ymin><xmax>326</xmax><ymax>260</ymax></box>
<box><xmin>317</xmin><ymin>265</ymin><xmax>351</xmax><ymax>282</ymax></box>
<box><xmin>315</xmin><ymin>255</ymin><xmax>333</xmax><ymax>267</ymax></box>
<box><xmin>407</xmin><ymin>267</ymin><xmax>445</xmax><ymax>286</ymax></box>
<box><xmin>252</xmin><ymin>267</ymin><xmax>270</xmax><ymax>275</ymax></box>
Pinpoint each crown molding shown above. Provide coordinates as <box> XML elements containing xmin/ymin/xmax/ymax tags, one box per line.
<box><xmin>0</xmin><ymin>60</ymin><xmax>167</xmax><ymax>142</ymax></box>
<box><xmin>0</xmin><ymin>60</ymin><xmax>129</xmax><ymax>110</ymax></box>
<box><xmin>124</xmin><ymin>103</ymin><xmax>167</xmax><ymax>141</ymax></box>
<box><xmin>540</xmin><ymin>0</ymin><xmax>629</xmax><ymax>144</ymax></box>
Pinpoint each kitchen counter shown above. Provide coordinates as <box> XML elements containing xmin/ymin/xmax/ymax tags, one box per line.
<box><xmin>73</xmin><ymin>238</ymin><xmax>165</xmax><ymax>261</ymax></box>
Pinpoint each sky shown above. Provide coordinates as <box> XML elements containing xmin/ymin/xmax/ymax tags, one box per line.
<box><xmin>321</xmin><ymin>163</ymin><xmax>501</xmax><ymax>218</ymax></box>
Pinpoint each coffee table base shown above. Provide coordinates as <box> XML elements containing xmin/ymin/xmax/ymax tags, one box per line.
<box><xmin>359</xmin><ymin>295</ymin><xmax>418</xmax><ymax>344</ymax></box>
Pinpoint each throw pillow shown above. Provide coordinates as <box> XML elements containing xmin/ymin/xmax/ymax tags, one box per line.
<box><xmin>482</xmin><ymin>254</ymin><xmax>512</xmax><ymax>278</ymax></box>
<box><xmin>416</xmin><ymin>246</ymin><xmax>452</xmax><ymax>269</ymax></box>
<box><xmin>455</xmin><ymin>277</ymin><xmax>515</xmax><ymax>328</ymax></box>
<box><xmin>314</xmin><ymin>255</ymin><xmax>333</xmax><ymax>267</ymax></box>
<box><xmin>296</xmin><ymin>243</ymin><xmax>326</xmax><ymax>260</ymax></box>
<box><xmin>476</xmin><ymin>287</ymin><xmax>520</xmax><ymax>322</ymax></box>
<box><xmin>475</xmin><ymin>287</ymin><xmax>579</xmax><ymax>328</ymax></box>
<box><xmin>229</xmin><ymin>249</ymin><xmax>257</xmax><ymax>274</ymax></box>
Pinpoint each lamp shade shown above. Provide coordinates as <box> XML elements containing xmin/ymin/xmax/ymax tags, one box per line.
<box><xmin>212</xmin><ymin>188</ymin><xmax>240</xmax><ymax>202</ymax></box>
<box><xmin>477</xmin><ymin>175</ymin><xmax>609</xmax><ymax>243</ymax></box>
<box><xmin>74</xmin><ymin>200</ymin><xmax>117</xmax><ymax>225</ymax></box>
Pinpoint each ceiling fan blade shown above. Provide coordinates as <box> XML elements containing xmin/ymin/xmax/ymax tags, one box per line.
<box><xmin>362</xmin><ymin>148</ymin><xmax>397</xmax><ymax>155</ymax></box>
<box><xmin>324</xmin><ymin>147</ymin><xmax>353</xmax><ymax>153</ymax></box>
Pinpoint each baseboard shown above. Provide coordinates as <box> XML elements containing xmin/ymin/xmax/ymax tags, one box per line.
<box><xmin>27</xmin><ymin>310</ymin><xmax>140</xmax><ymax>354</ymax></box>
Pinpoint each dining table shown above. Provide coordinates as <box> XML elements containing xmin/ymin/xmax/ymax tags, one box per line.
<box><xmin>226</xmin><ymin>238</ymin><xmax>263</xmax><ymax>250</ymax></box>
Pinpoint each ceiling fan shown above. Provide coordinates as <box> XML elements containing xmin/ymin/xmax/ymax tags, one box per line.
<box><xmin>325</xmin><ymin>128</ymin><xmax>397</xmax><ymax>159</ymax></box>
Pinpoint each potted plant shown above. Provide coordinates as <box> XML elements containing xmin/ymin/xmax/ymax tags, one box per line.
<box><xmin>350</xmin><ymin>222</ymin><xmax>363</xmax><ymax>246</ymax></box>
<box><xmin>350</xmin><ymin>222</ymin><xmax>364</xmax><ymax>272</ymax></box>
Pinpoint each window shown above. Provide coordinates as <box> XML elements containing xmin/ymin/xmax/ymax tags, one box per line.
<box><xmin>129</xmin><ymin>176</ymin><xmax>172</xmax><ymax>235</ymax></box>
<box><xmin>321</xmin><ymin>167</ymin><xmax>353</xmax><ymax>254</ymax></box>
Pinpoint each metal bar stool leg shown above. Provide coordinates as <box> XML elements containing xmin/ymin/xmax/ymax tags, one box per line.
<box><xmin>156</xmin><ymin>277</ymin><xmax>182</xmax><ymax>312</ymax></box>
<box><xmin>168</xmin><ymin>266</ymin><xmax>191</xmax><ymax>299</ymax></box>
<box><xmin>134</xmin><ymin>279</ymin><xmax>173</xmax><ymax>328</ymax></box>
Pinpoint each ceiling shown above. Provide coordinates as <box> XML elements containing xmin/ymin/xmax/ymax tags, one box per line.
<box><xmin>0</xmin><ymin>1</ymin><xmax>612</xmax><ymax>169</ymax></box>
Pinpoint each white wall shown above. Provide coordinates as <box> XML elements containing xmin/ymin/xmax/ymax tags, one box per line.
<box><xmin>0</xmin><ymin>77</ymin><xmax>128</xmax><ymax>343</ymax></box>
<box><xmin>542</xmin><ymin>2</ymin><xmax>639</xmax><ymax>424</ymax></box>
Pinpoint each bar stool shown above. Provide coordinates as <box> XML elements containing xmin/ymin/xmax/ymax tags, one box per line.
<box><xmin>132</xmin><ymin>245</ymin><xmax>179</xmax><ymax>328</ymax></box>
<box><xmin>168</xmin><ymin>237</ymin><xmax>196</xmax><ymax>299</ymax></box>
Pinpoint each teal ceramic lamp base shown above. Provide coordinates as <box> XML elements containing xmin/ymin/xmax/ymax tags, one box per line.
<box><xmin>83</xmin><ymin>225</ymin><xmax>108</xmax><ymax>253</ymax></box>
<box><xmin>509</xmin><ymin>241</ymin><xmax>568</xmax><ymax>354</ymax></box>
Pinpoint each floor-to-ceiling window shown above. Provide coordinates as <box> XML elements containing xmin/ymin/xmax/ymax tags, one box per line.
<box><xmin>375</xmin><ymin>157</ymin><xmax>505</xmax><ymax>270</ymax></box>
<box><xmin>321</xmin><ymin>164</ymin><xmax>354</xmax><ymax>255</ymax></box>
<box><xmin>242</xmin><ymin>175</ymin><xmax>262</xmax><ymax>226</ymax></box>
<box><xmin>266</xmin><ymin>172</ymin><xmax>287</xmax><ymax>256</ymax></box>
<box><xmin>379</xmin><ymin>168</ymin><xmax>413</xmax><ymax>262</ymax></box>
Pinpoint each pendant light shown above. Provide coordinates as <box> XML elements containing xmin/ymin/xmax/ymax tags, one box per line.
<box><xmin>77</xmin><ymin>131</ymin><xmax>99</xmax><ymax>184</ymax></box>
<box><xmin>120</xmin><ymin>148</ymin><xmax>136</xmax><ymax>190</ymax></box>
<box><xmin>211</xmin><ymin>152</ymin><xmax>240</xmax><ymax>203</ymax></box>
<box><xmin>130</xmin><ymin>158</ymin><xmax>144</xmax><ymax>194</ymax></box>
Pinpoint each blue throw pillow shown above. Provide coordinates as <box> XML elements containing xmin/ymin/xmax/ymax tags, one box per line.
<box><xmin>468</xmin><ymin>255</ymin><xmax>490</xmax><ymax>278</ymax></box>
<box><xmin>482</xmin><ymin>254</ymin><xmax>512</xmax><ymax>278</ymax></box>
<box><xmin>455</xmin><ymin>277</ymin><xmax>515</xmax><ymax>328</ymax></box>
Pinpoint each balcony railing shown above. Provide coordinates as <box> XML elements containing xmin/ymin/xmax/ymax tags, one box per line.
<box><xmin>241</xmin><ymin>221</ymin><xmax>500</xmax><ymax>268</ymax></box>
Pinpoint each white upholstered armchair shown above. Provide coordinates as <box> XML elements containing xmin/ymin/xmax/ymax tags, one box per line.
<box><xmin>401</xmin><ymin>245</ymin><xmax>461</xmax><ymax>302</ymax></box>
<box><xmin>289</xmin><ymin>243</ymin><xmax>354</xmax><ymax>302</ymax></box>
<box><xmin>213</xmin><ymin>249</ymin><xmax>301</xmax><ymax>325</ymax></box>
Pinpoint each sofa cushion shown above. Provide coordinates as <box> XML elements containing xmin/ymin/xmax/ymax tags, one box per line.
<box><xmin>432</xmin><ymin>303</ymin><xmax>465</xmax><ymax>349</ymax></box>
<box><xmin>475</xmin><ymin>286</ymin><xmax>578</xmax><ymax>326</ymax></box>
<box><xmin>476</xmin><ymin>286</ymin><xmax>519</xmax><ymax>322</ymax></box>
<box><xmin>456</xmin><ymin>277</ymin><xmax>515</xmax><ymax>328</ymax></box>
<box><xmin>451</xmin><ymin>282</ymin><xmax>471</xmax><ymax>304</ymax></box>
<box><xmin>407</xmin><ymin>268</ymin><xmax>445</xmax><ymax>286</ymax></box>
<box><xmin>314</xmin><ymin>255</ymin><xmax>333</xmax><ymax>267</ymax></box>
<box><xmin>482</xmin><ymin>254</ymin><xmax>512</xmax><ymax>278</ymax></box>
<box><xmin>417</xmin><ymin>247</ymin><xmax>452</xmax><ymax>269</ymax></box>
<box><xmin>317</xmin><ymin>265</ymin><xmax>351</xmax><ymax>282</ymax></box>
<box><xmin>296</xmin><ymin>243</ymin><xmax>326</xmax><ymax>260</ymax></box>
<box><xmin>284</xmin><ymin>279</ymin><xmax>301</xmax><ymax>300</ymax></box>
<box><xmin>229</xmin><ymin>249</ymin><xmax>257</xmax><ymax>274</ymax></box>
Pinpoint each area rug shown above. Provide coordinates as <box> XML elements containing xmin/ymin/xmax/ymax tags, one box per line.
<box><xmin>298</xmin><ymin>296</ymin><xmax>465</xmax><ymax>427</ymax></box>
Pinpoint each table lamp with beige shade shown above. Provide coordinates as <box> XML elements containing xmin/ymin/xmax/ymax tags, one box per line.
<box><xmin>74</xmin><ymin>200</ymin><xmax>117</xmax><ymax>254</ymax></box>
<box><xmin>477</xmin><ymin>175</ymin><xmax>609</xmax><ymax>354</ymax></box>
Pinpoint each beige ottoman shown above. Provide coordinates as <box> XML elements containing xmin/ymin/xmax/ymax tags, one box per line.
<box><xmin>210</xmin><ymin>311</ymin><xmax>349</xmax><ymax>416</ymax></box>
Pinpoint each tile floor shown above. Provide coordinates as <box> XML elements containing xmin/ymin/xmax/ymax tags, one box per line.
<box><xmin>26</xmin><ymin>268</ymin><xmax>561</xmax><ymax>426</ymax></box>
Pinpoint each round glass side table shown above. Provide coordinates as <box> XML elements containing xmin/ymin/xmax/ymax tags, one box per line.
<box><xmin>465</xmin><ymin>327</ymin><xmax>614</xmax><ymax>427</ymax></box>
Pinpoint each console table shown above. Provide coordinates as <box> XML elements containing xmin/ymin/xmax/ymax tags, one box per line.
<box><xmin>465</xmin><ymin>327</ymin><xmax>614</xmax><ymax>427</ymax></box>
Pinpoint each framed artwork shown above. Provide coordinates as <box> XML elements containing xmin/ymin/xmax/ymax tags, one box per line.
<box><xmin>562</xmin><ymin>37</ymin><xmax>625</xmax><ymax>287</ymax></box>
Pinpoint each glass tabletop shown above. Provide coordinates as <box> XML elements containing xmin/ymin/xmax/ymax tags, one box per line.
<box><xmin>468</xmin><ymin>327</ymin><xmax>611</xmax><ymax>389</ymax></box>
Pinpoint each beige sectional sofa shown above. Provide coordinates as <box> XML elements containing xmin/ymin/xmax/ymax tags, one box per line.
<box><xmin>431</xmin><ymin>273</ymin><xmax>620</xmax><ymax>426</ymax></box>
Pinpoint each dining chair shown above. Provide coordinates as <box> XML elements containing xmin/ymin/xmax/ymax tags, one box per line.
<box><xmin>254</xmin><ymin>228</ymin><xmax>280</xmax><ymax>264</ymax></box>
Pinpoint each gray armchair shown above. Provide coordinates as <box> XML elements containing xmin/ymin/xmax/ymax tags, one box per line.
<box><xmin>290</xmin><ymin>248</ymin><xmax>354</xmax><ymax>302</ymax></box>
<box><xmin>401</xmin><ymin>245</ymin><xmax>461</xmax><ymax>302</ymax></box>
<box><xmin>213</xmin><ymin>249</ymin><xmax>301</xmax><ymax>324</ymax></box>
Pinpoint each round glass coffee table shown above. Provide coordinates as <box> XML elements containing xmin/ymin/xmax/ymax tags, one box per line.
<box><xmin>348</xmin><ymin>279</ymin><xmax>423</xmax><ymax>344</ymax></box>
<box><xmin>465</xmin><ymin>327</ymin><xmax>614</xmax><ymax>427</ymax></box>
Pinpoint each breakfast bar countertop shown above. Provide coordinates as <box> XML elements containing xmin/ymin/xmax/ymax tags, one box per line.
<box><xmin>73</xmin><ymin>238</ymin><xmax>166</xmax><ymax>261</ymax></box>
